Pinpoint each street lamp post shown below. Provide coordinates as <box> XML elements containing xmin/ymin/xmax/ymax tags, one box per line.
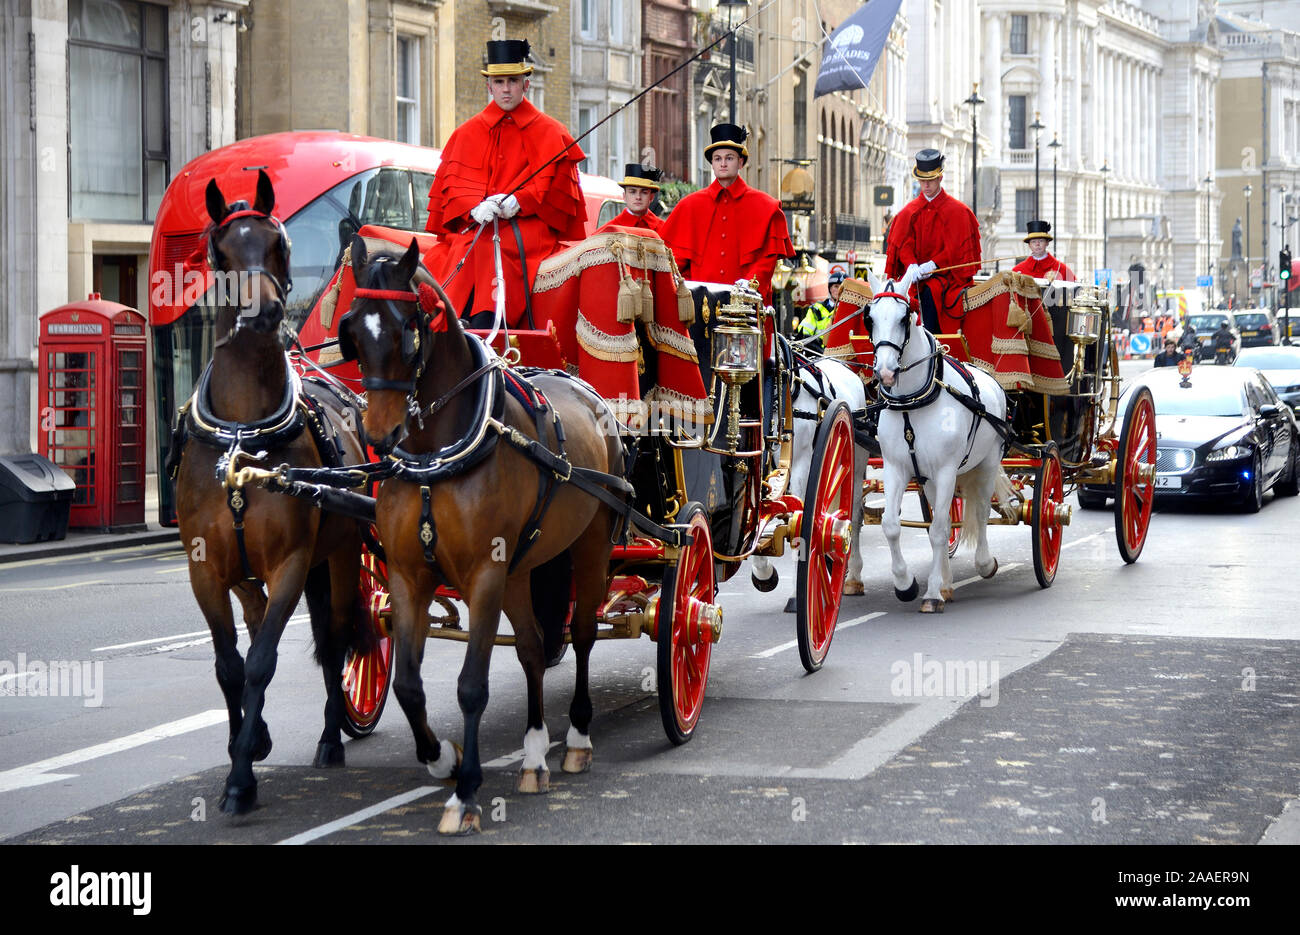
<box><xmin>1203</xmin><ymin>173</ymin><xmax>1213</xmax><ymax>307</ymax></box>
<box><xmin>1030</xmin><ymin>112</ymin><xmax>1046</xmax><ymax>221</ymax></box>
<box><xmin>1244</xmin><ymin>183</ymin><xmax>1253</xmax><ymax>304</ymax></box>
<box><xmin>720</xmin><ymin>0</ymin><xmax>748</xmax><ymax>126</ymax></box>
<box><xmin>1100</xmin><ymin>162</ymin><xmax>1111</xmax><ymax>273</ymax></box>
<box><xmin>1047</xmin><ymin>134</ymin><xmax>1062</xmax><ymax>234</ymax></box>
<box><xmin>964</xmin><ymin>84</ymin><xmax>984</xmax><ymax>216</ymax></box>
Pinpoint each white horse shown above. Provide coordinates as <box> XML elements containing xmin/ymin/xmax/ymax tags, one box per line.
<box><xmin>865</xmin><ymin>268</ymin><xmax>1017</xmax><ymax>613</ymax></box>
<box><xmin>751</xmin><ymin>351</ymin><xmax>869</xmax><ymax>601</ymax></box>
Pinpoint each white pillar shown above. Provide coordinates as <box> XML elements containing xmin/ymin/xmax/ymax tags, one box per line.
<box><xmin>983</xmin><ymin>12</ymin><xmax>1002</xmax><ymax>165</ymax></box>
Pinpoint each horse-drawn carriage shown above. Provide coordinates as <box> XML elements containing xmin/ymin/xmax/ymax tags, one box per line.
<box><xmin>820</xmin><ymin>266</ymin><xmax>1155</xmax><ymax>610</ymax></box>
<box><xmin>177</xmin><ymin>174</ymin><xmax>855</xmax><ymax>831</ymax></box>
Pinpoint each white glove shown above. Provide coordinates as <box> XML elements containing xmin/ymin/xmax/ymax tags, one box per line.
<box><xmin>470</xmin><ymin>199</ymin><xmax>501</xmax><ymax>225</ymax></box>
<box><xmin>917</xmin><ymin>260</ymin><xmax>938</xmax><ymax>279</ymax></box>
<box><xmin>492</xmin><ymin>194</ymin><xmax>521</xmax><ymax>220</ymax></box>
<box><xmin>904</xmin><ymin>263</ymin><xmax>922</xmax><ymax>282</ymax></box>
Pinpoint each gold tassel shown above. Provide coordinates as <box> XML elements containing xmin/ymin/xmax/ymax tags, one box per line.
<box><xmin>617</xmin><ymin>274</ymin><xmax>640</xmax><ymax>323</ymax></box>
<box><xmin>639</xmin><ymin>276</ymin><xmax>655</xmax><ymax>322</ymax></box>
<box><xmin>676</xmin><ymin>276</ymin><xmax>694</xmax><ymax>324</ymax></box>
<box><xmin>1007</xmin><ymin>299</ymin><xmax>1031</xmax><ymax>333</ymax></box>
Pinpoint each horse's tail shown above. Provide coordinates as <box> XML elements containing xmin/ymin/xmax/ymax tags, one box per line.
<box><xmin>958</xmin><ymin>468</ymin><xmax>1018</xmax><ymax>550</ymax></box>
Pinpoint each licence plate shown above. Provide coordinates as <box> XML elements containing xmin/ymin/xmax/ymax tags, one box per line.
<box><xmin>1243</xmin><ymin>330</ymin><xmax>1257</xmax><ymax>337</ymax></box>
<box><xmin>1155</xmin><ymin>475</ymin><xmax>1182</xmax><ymax>489</ymax></box>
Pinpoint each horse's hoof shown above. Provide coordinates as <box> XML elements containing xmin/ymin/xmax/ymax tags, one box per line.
<box><xmin>425</xmin><ymin>740</ymin><xmax>462</xmax><ymax>784</ymax></box>
<box><xmin>517</xmin><ymin>767</ymin><xmax>550</xmax><ymax>795</ymax></box>
<box><xmin>919</xmin><ymin>598</ymin><xmax>945</xmax><ymax>614</ymax></box>
<box><xmin>783</xmin><ymin>596</ymin><xmax>796</xmax><ymax>614</ymax></box>
<box><xmin>438</xmin><ymin>801</ymin><xmax>482</xmax><ymax>836</ymax></box>
<box><xmin>562</xmin><ymin>746</ymin><xmax>593</xmax><ymax>774</ymax></box>
<box><xmin>895</xmin><ymin>577</ymin><xmax>920</xmax><ymax>602</ymax></box>
<box><xmin>219</xmin><ymin>783</ymin><xmax>257</xmax><ymax>815</ymax></box>
<box><xmin>751</xmin><ymin>569</ymin><xmax>779</xmax><ymax>593</ymax></box>
<box><xmin>940</xmin><ymin>586</ymin><xmax>954</xmax><ymax>602</ymax></box>
<box><xmin>842</xmin><ymin>578</ymin><xmax>864</xmax><ymax>596</ymax></box>
<box><xmin>980</xmin><ymin>558</ymin><xmax>999</xmax><ymax>579</ymax></box>
<box><xmin>313</xmin><ymin>740</ymin><xmax>345</xmax><ymax>769</ymax></box>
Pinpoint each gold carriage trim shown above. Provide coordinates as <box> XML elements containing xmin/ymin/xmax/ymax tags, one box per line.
<box><xmin>989</xmin><ymin>335</ymin><xmax>1031</xmax><ymax>356</ymax></box>
<box><xmin>837</xmin><ymin>278</ymin><xmax>874</xmax><ymax>309</ymax></box>
<box><xmin>533</xmin><ymin>231</ymin><xmax>678</xmax><ymax>294</ymax></box>
<box><xmin>577</xmin><ymin>312</ymin><xmax>640</xmax><ymax>362</ymax></box>
<box><xmin>643</xmin><ymin>386</ymin><xmax>715</xmax><ymax>426</ymax></box>
<box><xmin>968</xmin><ymin>356</ymin><xmax>1035</xmax><ymax>391</ymax></box>
<box><xmin>822</xmin><ymin>341</ymin><xmax>854</xmax><ymax>360</ymax></box>
<box><xmin>1025</xmin><ymin>336</ymin><xmax>1062</xmax><ymax>360</ymax></box>
<box><xmin>1032</xmin><ymin>374</ymin><xmax>1071</xmax><ymax>394</ymax></box>
<box><xmin>964</xmin><ymin>271</ymin><xmax>1042</xmax><ymax>310</ymax></box>
<box><xmin>646</xmin><ymin>322</ymin><xmax>700</xmax><ymax>362</ymax></box>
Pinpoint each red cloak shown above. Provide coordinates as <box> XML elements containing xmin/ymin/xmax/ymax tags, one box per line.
<box><xmin>660</xmin><ymin>176</ymin><xmax>793</xmax><ymax>304</ymax></box>
<box><xmin>423</xmin><ymin>98</ymin><xmax>586</xmax><ymax>325</ymax></box>
<box><xmin>596</xmin><ymin>209</ymin><xmax>663</xmax><ymax>234</ymax></box>
<box><xmin>885</xmin><ymin>188</ymin><xmax>981</xmax><ymax>329</ymax></box>
<box><xmin>1013</xmin><ymin>253</ymin><xmax>1076</xmax><ymax>282</ymax></box>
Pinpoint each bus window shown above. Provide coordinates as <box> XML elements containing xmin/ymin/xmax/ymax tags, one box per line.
<box><xmin>413</xmin><ymin>171</ymin><xmax>435</xmax><ymax>230</ymax></box>
<box><xmin>284</xmin><ymin>193</ymin><xmax>352</xmax><ymax>331</ymax></box>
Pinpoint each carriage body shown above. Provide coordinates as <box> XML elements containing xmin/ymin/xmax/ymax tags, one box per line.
<box><xmin>293</xmin><ymin>225</ymin><xmax>853</xmax><ymax>743</ymax></box>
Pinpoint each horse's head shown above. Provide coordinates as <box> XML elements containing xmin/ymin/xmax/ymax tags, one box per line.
<box><xmin>864</xmin><ymin>267</ymin><xmax>921</xmax><ymax>388</ymax></box>
<box><xmin>339</xmin><ymin>236</ymin><xmax>450</xmax><ymax>453</ymax></box>
<box><xmin>204</xmin><ymin>169</ymin><xmax>292</xmax><ymax>340</ymax></box>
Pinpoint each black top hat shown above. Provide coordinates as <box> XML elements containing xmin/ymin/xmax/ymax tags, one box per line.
<box><xmin>620</xmin><ymin>164</ymin><xmax>662</xmax><ymax>190</ymax></box>
<box><xmin>482</xmin><ymin>39</ymin><xmax>532</xmax><ymax>77</ymax></box>
<box><xmin>704</xmin><ymin>123</ymin><xmax>749</xmax><ymax>161</ymax></box>
<box><xmin>1023</xmin><ymin>220</ymin><xmax>1053</xmax><ymax>243</ymax></box>
<box><xmin>912</xmin><ymin>149</ymin><xmax>944</xmax><ymax>180</ymax></box>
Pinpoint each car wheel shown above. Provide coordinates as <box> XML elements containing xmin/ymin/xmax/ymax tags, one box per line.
<box><xmin>1241</xmin><ymin>454</ymin><xmax>1264</xmax><ymax>513</ymax></box>
<box><xmin>1275</xmin><ymin>444</ymin><xmax>1299</xmax><ymax>497</ymax></box>
<box><xmin>1076</xmin><ymin>486</ymin><xmax>1108</xmax><ymax>510</ymax></box>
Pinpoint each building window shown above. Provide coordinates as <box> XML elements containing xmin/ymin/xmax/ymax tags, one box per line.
<box><xmin>608</xmin><ymin>110</ymin><xmax>627</xmax><ymax>180</ymax></box>
<box><xmin>610</xmin><ymin>1</ymin><xmax>623</xmax><ymax>44</ymax></box>
<box><xmin>68</xmin><ymin>0</ymin><xmax>168</xmax><ymax>222</ymax></box>
<box><xmin>1015</xmin><ymin>188</ymin><xmax>1037</xmax><ymax>231</ymax></box>
<box><xmin>396</xmin><ymin>36</ymin><xmax>420</xmax><ymax>145</ymax></box>
<box><xmin>1008</xmin><ymin>95</ymin><xmax>1027</xmax><ymax>150</ymax></box>
<box><xmin>793</xmin><ymin>67</ymin><xmax>807</xmax><ymax>160</ymax></box>
<box><xmin>577</xmin><ymin>106</ymin><xmax>597</xmax><ymax>174</ymax></box>
<box><xmin>1009</xmin><ymin>15</ymin><xmax>1028</xmax><ymax>55</ymax></box>
<box><xmin>579</xmin><ymin>0</ymin><xmax>595</xmax><ymax>39</ymax></box>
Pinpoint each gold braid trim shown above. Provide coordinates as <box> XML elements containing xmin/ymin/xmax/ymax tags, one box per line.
<box><xmin>1025</xmin><ymin>336</ymin><xmax>1062</xmax><ymax>360</ymax></box>
<box><xmin>822</xmin><ymin>342</ymin><xmax>854</xmax><ymax>360</ymax></box>
<box><xmin>534</xmin><ymin>232</ymin><xmax>676</xmax><ymax>293</ymax></box>
<box><xmin>644</xmin><ymin>386</ymin><xmax>715</xmax><ymax>425</ymax></box>
<box><xmin>577</xmin><ymin>312</ymin><xmax>640</xmax><ymax>362</ymax></box>
<box><xmin>989</xmin><ymin>335</ymin><xmax>1030</xmax><ymax>355</ymax></box>
<box><xmin>964</xmin><ymin>271</ymin><xmax>1042</xmax><ymax>311</ymax></box>
<box><xmin>647</xmin><ymin>322</ymin><xmax>700</xmax><ymax>361</ymax></box>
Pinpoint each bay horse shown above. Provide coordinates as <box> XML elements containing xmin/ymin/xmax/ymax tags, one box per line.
<box><xmin>864</xmin><ymin>268</ymin><xmax>1016</xmax><ymax>612</ymax></box>
<box><xmin>174</xmin><ymin>171</ymin><xmax>369</xmax><ymax>813</ymax></box>
<box><xmin>338</xmin><ymin>236</ymin><xmax>626</xmax><ymax>835</ymax></box>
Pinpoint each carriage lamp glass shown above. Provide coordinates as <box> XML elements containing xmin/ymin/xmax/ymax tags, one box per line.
<box><xmin>1067</xmin><ymin>305</ymin><xmax>1101</xmax><ymax>345</ymax></box>
<box><xmin>713</xmin><ymin>324</ymin><xmax>760</xmax><ymax>381</ymax></box>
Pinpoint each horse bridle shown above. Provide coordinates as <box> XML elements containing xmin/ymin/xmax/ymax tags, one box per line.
<box><xmin>869</xmin><ymin>287</ymin><xmax>942</xmax><ymax>407</ymax></box>
<box><xmin>207</xmin><ymin>207</ymin><xmax>293</xmax><ymax>348</ymax></box>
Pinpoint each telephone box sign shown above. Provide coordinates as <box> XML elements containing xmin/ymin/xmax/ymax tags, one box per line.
<box><xmin>48</xmin><ymin>323</ymin><xmax>103</xmax><ymax>335</ymax></box>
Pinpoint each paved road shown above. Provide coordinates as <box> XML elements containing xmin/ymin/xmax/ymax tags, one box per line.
<box><xmin>2</xmin><ymin>474</ymin><xmax>1298</xmax><ymax>848</ymax></box>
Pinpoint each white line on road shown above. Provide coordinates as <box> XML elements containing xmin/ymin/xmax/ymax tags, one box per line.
<box><xmin>952</xmin><ymin>561</ymin><xmax>1023</xmax><ymax>590</ymax></box>
<box><xmin>0</xmin><ymin>709</ymin><xmax>227</xmax><ymax>794</ymax></box>
<box><xmin>751</xmin><ymin>611</ymin><xmax>886</xmax><ymax>658</ymax></box>
<box><xmin>1061</xmin><ymin>529</ymin><xmax>1108</xmax><ymax>550</ymax></box>
<box><xmin>94</xmin><ymin>614</ymin><xmax>310</xmax><ymax>652</ymax></box>
<box><xmin>0</xmin><ymin>579</ymin><xmax>107</xmax><ymax>592</ymax></box>
<box><xmin>483</xmin><ymin>740</ymin><xmax>560</xmax><ymax>769</ymax></box>
<box><xmin>277</xmin><ymin>786</ymin><xmax>440</xmax><ymax>845</ymax></box>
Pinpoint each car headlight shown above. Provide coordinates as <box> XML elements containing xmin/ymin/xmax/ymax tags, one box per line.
<box><xmin>1207</xmin><ymin>443</ymin><xmax>1250</xmax><ymax>462</ymax></box>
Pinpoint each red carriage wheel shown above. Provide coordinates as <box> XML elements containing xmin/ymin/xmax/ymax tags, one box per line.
<box><xmin>948</xmin><ymin>497</ymin><xmax>963</xmax><ymax>558</ymax></box>
<box><xmin>341</xmin><ymin>548</ymin><xmax>394</xmax><ymax>738</ymax></box>
<box><xmin>656</xmin><ymin>502</ymin><xmax>717</xmax><ymax>746</ymax></box>
<box><xmin>1031</xmin><ymin>442</ymin><xmax>1064</xmax><ymax>589</ymax></box>
<box><xmin>796</xmin><ymin>402</ymin><xmax>854</xmax><ymax>673</ymax></box>
<box><xmin>1113</xmin><ymin>386</ymin><xmax>1156</xmax><ymax>564</ymax></box>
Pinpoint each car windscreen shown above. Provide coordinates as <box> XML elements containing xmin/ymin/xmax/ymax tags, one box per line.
<box><xmin>1187</xmin><ymin>315</ymin><xmax>1229</xmax><ymax>331</ymax></box>
<box><xmin>1150</xmin><ymin>381</ymin><xmax>1246</xmax><ymax>417</ymax></box>
<box><xmin>1234</xmin><ymin>312</ymin><xmax>1269</xmax><ymax>328</ymax></box>
<box><xmin>1237</xmin><ymin>347</ymin><xmax>1300</xmax><ymax>368</ymax></box>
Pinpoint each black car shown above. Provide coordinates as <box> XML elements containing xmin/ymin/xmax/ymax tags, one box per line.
<box><xmin>1078</xmin><ymin>366</ymin><xmax>1299</xmax><ymax>512</ymax></box>
<box><xmin>1232</xmin><ymin>310</ymin><xmax>1278</xmax><ymax>348</ymax></box>
<box><xmin>1235</xmin><ymin>345</ymin><xmax>1300</xmax><ymax>412</ymax></box>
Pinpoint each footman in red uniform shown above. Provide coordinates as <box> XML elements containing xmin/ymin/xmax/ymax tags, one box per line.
<box><xmin>423</xmin><ymin>39</ymin><xmax>586</xmax><ymax>327</ymax></box>
<box><xmin>597</xmin><ymin>164</ymin><xmax>664</xmax><ymax>233</ymax></box>
<box><xmin>1013</xmin><ymin>220</ymin><xmax>1076</xmax><ymax>282</ymax></box>
<box><xmin>660</xmin><ymin>123</ymin><xmax>792</xmax><ymax>304</ymax></box>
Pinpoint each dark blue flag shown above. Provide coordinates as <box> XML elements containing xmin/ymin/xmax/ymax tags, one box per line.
<box><xmin>813</xmin><ymin>0</ymin><xmax>904</xmax><ymax>98</ymax></box>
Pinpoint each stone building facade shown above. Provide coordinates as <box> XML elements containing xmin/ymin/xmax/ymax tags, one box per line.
<box><xmin>572</xmin><ymin>0</ymin><xmax>641</xmax><ymax>181</ymax></box>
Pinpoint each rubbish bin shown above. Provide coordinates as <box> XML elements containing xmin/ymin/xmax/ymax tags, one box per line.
<box><xmin>0</xmin><ymin>453</ymin><xmax>76</xmax><ymax>543</ymax></box>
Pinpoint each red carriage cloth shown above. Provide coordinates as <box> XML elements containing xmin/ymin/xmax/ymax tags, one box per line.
<box><xmin>531</xmin><ymin>228</ymin><xmax>710</xmax><ymax>429</ymax></box>
<box><xmin>1013</xmin><ymin>253</ymin><xmax>1076</xmax><ymax>282</ymax></box>
<box><xmin>885</xmin><ymin>188</ymin><xmax>981</xmax><ymax>326</ymax></box>
<box><xmin>659</xmin><ymin>177</ymin><xmax>793</xmax><ymax>305</ymax></box>
<box><xmin>422</xmin><ymin>98</ymin><xmax>587</xmax><ymax>326</ymax></box>
<box><xmin>597</xmin><ymin>209</ymin><xmax>663</xmax><ymax>234</ymax></box>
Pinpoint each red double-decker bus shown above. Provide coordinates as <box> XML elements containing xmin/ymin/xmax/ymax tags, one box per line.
<box><xmin>149</xmin><ymin>131</ymin><xmax>623</xmax><ymax>523</ymax></box>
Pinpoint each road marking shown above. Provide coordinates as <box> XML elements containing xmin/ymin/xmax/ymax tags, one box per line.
<box><xmin>483</xmin><ymin>740</ymin><xmax>560</xmax><ymax>769</ymax></box>
<box><xmin>1061</xmin><ymin>529</ymin><xmax>1108</xmax><ymax>550</ymax></box>
<box><xmin>277</xmin><ymin>786</ymin><xmax>440</xmax><ymax>845</ymax></box>
<box><xmin>952</xmin><ymin>562</ymin><xmax>1022</xmax><ymax>590</ymax></box>
<box><xmin>93</xmin><ymin>614</ymin><xmax>310</xmax><ymax>652</ymax></box>
<box><xmin>0</xmin><ymin>709</ymin><xmax>227</xmax><ymax>794</ymax></box>
<box><xmin>751</xmin><ymin>611</ymin><xmax>886</xmax><ymax>658</ymax></box>
<box><xmin>155</xmin><ymin>565</ymin><xmax>192</xmax><ymax>574</ymax></box>
<box><xmin>0</xmin><ymin>579</ymin><xmax>106</xmax><ymax>592</ymax></box>
<box><xmin>0</xmin><ymin>542</ymin><xmax>181</xmax><ymax>571</ymax></box>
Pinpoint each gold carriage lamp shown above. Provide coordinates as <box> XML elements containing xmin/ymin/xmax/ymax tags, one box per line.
<box><xmin>711</xmin><ymin>286</ymin><xmax>764</xmax><ymax>452</ymax></box>
<box><xmin>1066</xmin><ymin>285</ymin><xmax>1105</xmax><ymax>347</ymax></box>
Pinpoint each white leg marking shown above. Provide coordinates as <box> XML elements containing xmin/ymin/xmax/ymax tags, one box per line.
<box><xmin>425</xmin><ymin>739</ymin><xmax>458</xmax><ymax>780</ymax></box>
<box><xmin>566</xmin><ymin>723</ymin><xmax>592</xmax><ymax>750</ymax></box>
<box><xmin>444</xmin><ymin>792</ymin><xmax>462</xmax><ymax>810</ymax></box>
<box><xmin>521</xmin><ymin>724</ymin><xmax>549</xmax><ymax>770</ymax></box>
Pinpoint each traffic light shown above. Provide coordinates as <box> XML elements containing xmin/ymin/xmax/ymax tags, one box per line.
<box><xmin>1281</xmin><ymin>249</ymin><xmax>1292</xmax><ymax>281</ymax></box>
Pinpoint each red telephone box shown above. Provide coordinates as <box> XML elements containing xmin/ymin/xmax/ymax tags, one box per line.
<box><xmin>37</xmin><ymin>296</ymin><xmax>148</xmax><ymax>531</ymax></box>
